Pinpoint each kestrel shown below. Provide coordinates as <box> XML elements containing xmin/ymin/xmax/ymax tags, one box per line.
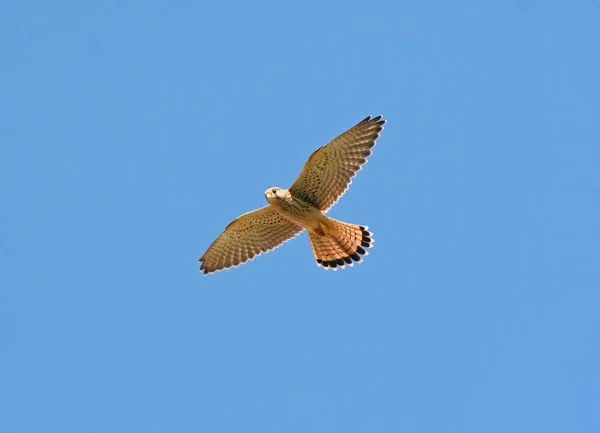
<box><xmin>199</xmin><ymin>115</ymin><xmax>385</xmax><ymax>275</ymax></box>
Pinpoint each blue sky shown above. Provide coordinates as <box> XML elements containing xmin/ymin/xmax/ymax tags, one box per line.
<box><xmin>1</xmin><ymin>1</ymin><xmax>599</xmax><ymax>432</ymax></box>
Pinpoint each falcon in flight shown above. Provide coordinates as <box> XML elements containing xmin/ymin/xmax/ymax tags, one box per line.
<box><xmin>199</xmin><ymin>115</ymin><xmax>386</xmax><ymax>275</ymax></box>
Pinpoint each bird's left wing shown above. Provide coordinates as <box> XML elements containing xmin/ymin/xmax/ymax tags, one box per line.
<box><xmin>289</xmin><ymin>115</ymin><xmax>385</xmax><ymax>212</ymax></box>
<box><xmin>199</xmin><ymin>205</ymin><xmax>304</xmax><ymax>275</ymax></box>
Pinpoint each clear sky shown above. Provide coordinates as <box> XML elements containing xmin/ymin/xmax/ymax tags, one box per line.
<box><xmin>1</xmin><ymin>1</ymin><xmax>599</xmax><ymax>432</ymax></box>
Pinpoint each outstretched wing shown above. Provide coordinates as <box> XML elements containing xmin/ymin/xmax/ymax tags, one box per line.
<box><xmin>289</xmin><ymin>115</ymin><xmax>385</xmax><ymax>212</ymax></box>
<box><xmin>199</xmin><ymin>206</ymin><xmax>303</xmax><ymax>275</ymax></box>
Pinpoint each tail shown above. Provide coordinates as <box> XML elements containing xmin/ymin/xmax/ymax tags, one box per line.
<box><xmin>307</xmin><ymin>217</ymin><xmax>374</xmax><ymax>270</ymax></box>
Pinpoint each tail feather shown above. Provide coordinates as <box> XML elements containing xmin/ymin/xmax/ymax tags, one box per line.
<box><xmin>308</xmin><ymin>218</ymin><xmax>374</xmax><ymax>270</ymax></box>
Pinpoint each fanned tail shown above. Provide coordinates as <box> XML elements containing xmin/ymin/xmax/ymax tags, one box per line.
<box><xmin>307</xmin><ymin>218</ymin><xmax>373</xmax><ymax>270</ymax></box>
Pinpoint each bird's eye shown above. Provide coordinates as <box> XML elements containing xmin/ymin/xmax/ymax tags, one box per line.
<box><xmin>272</xmin><ymin>189</ymin><xmax>277</xmax><ymax>194</ymax></box>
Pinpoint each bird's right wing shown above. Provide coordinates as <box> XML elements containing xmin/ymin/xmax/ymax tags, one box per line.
<box><xmin>199</xmin><ymin>205</ymin><xmax>304</xmax><ymax>275</ymax></box>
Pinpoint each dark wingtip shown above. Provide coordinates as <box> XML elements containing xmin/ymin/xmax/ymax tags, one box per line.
<box><xmin>363</xmin><ymin>115</ymin><xmax>386</xmax><ymax>126</ymax></box>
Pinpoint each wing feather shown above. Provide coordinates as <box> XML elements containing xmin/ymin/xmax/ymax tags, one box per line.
<box><xmin>289</xmin><ymin>115</ymin><xmax>385</xmax><ymax>212</ymax></box>
<box><xmin>199</xmin><ymin>205</ymin><xmax>303</xmax><ymax>275</ymax></box>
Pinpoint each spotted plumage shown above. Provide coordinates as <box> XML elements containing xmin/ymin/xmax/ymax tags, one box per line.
<box><xmin>199</xmin><ymin>115</ymin><xmax>385</xmax><ymax>275</ymax></box>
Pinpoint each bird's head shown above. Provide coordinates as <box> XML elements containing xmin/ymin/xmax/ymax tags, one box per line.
<box><xmin>265</xmin><ymin>187</ymin><xmax>290</xmax><ymax>203</ymax></box>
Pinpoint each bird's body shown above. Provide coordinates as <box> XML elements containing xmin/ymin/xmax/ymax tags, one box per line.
<box><xmin>265</xmin><ymin>187</ymin><xmax>324</xmax><ymax>233</ymax></box>
<box><xmin>199</xmin><ymin>115</ymin><xmax>385</xmax><ymax>275</ymax></box>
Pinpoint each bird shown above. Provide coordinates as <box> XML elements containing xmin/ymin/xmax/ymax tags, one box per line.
<box><xmin>199</xmin><ymin>115</ymin><xmax>385</xmax><ymax>275</ymax></box>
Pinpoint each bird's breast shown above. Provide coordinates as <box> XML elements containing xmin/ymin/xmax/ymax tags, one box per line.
<box><xmin>271</xmin><ymin>195</ymin><xmax>322</xmax><ymax>230</ymax></box>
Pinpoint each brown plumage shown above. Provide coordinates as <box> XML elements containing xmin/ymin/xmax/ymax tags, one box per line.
<box><xmin>199</xmin><ymin>115</ymin><xmax>385</xmax><ymax>275</ymax></box>
<box><xmin>308</xmin><ymin>219</ymin><xmax>374</xmax><ymax>270</ymax></box>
